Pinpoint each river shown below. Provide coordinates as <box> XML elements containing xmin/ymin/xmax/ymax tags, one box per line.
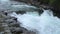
<box><xmin>0</xmin><ymin>0</ymin><xmax>60</xmax><ymax>34</ymax></box>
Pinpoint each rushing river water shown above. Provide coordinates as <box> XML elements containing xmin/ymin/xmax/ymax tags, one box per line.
<box><xmin>10</xmin><ymin>9</ymin><xmax>60</xmax><ymax>34</ymax></box>
<box><xmin>1</xmin><ymin>0</ymin><xmax>60</xmax><ymax>34</ymax></box>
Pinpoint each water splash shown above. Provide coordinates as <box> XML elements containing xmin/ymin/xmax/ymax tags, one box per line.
<box><xmin>10</xmin><ymin>9</ymin><xmax>60</xmax><ymax>34</ymax></box>
<box><xmin>1</xmin><ymin>0</ymin><xmax>60</xmax><ymax>34</ymax></box>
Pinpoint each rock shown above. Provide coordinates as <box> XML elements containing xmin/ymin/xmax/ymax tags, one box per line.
<box><xmin>0</xmin><ymin>11</ymin><xmax>36</xmax><ymax>34</ymax></box>
<box><xmin>16</xmin><ymin>11</ymin><xmax>26</xmax><ymax>14</ymax></box>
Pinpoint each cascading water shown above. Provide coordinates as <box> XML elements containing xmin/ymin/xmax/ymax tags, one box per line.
<box><xmin>0</xmin><ymin>0</ymin><xmax>60</xmax><ymax>34</ymax></box>
<box><xmin>10</xmin><ymin>9</ymin><xmax>60</xmax><ymax>34</ymax></box>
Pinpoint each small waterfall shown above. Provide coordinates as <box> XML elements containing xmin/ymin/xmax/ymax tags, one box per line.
<box><xmin>0</xmin><ymin>0</ymin><xmax>60</xmax><ymax>34</ymax></box>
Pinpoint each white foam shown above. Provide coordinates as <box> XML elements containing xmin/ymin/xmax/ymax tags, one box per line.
<box><xmin>10</xmin><ymin>10</ymin><xmax>60</xmax><ymax>34</ymax></box>
<box><xmin>1</xmin><ymin>0</ymin><xmax>60</xmax><ymax>34</ymax></box>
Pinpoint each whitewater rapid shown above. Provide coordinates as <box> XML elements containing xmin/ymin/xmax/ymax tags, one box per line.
<box><xmin>10</xmin><ymin>9</ymin><xmax>60</xmax><ymax>34</ymax></box>
<box><xmin>0</xmin><ymin>0</ymin><xmax>60</xmax><ymax>34</ymax></box>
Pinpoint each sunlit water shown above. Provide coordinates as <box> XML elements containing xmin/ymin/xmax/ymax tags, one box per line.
<box><xmin>1</xmin><ymin>0</ymin><xmax>60</xmax><ymax>34</ymax></box>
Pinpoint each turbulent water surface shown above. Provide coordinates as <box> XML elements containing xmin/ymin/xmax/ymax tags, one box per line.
<box><xmin>0</xmin><ymin>0</ymin><xmax>60</xmax><ymax>34</ymax></box>
<box><xmin>10</xmin><ymin>9</ymin><xmax>60</xmax><ymax>34</ymax></box>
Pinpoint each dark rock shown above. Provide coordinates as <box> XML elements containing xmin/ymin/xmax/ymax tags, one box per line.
<box><xmin>13</xmin><ymin>18</ymin><xmax>17</xmax><ymax>21</ymax></box>
<box><xmin>8</xmin><ymin>23</ymin><xmax>20</xmax><ymax>27</ymax></box>
<box><xmin>16</xmin><ymin>11</ymin><xmax>26</xmax><ymax>14</ymax></box>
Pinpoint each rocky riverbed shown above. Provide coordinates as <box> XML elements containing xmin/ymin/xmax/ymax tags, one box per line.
<box><xmin>0</xmin><ymin>11</ymin><xmax>36</xmax><ymax>34</ymax></box>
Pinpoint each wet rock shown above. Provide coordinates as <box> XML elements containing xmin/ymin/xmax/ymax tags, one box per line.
<box><xmin>0</xmin><ymin>11</ymin><xmax>36</xmax><ymax>34</ymax></box>
<box><xmin>10</xmin><ymin>27</ymin><xmax>23</xmax><ymax>33</ymax></box>
<box><xmin>16</xmin><ymin>11</ymin><xmax>26</xmax><ymax>14</ymax></box>
<box><xmin>8</xmin><ymin>23</ymin><xmax>20</xmax><ymax>27</ymax></box>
